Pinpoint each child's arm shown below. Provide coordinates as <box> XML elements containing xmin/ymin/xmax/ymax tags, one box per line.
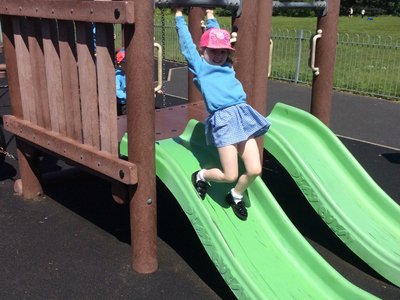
<box><xmin>205</xmin><ymin>9</ymin><xmax>220</xmax><ymax>30</ymax></box>
<box><xmin>175</xmin><ymin>8</ymin><xmax>202</xmax><ymax>74</ymax></box>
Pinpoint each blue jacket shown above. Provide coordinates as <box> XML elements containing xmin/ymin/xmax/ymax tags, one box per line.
<box><xmin>115</xmin><ymin>69</ymin><xmax>126</xmax><ymax>104</ymax></box>
<box><xmin>175</xmin><ymin>16</ymin><xmax>246</xmax><ymax>113</ymax></box>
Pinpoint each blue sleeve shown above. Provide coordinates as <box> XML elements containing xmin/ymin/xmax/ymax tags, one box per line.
<box><xmin>115</xmin><ymin>72</ymin><xmax>126</xmax><ymax>100</ymax></box>
<box><xmin>206</xmin><ymin>18</ymin><xmax>220</xmax><ymax>30</ymax></box>
<box><xmin>175</xmin><ymin>16</ymin><xmax>202</xmax><ymax>75</ymax></box>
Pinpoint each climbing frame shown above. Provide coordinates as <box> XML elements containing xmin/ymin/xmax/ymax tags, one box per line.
<box><xmin>0</xmin><ymin>0</ymin><xmax>157</xmax><ymax>273</ymax></box>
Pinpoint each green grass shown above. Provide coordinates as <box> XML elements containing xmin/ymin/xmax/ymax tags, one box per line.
<box><xmin>153</xmin><ymin>13</ymin><xmax>400</xmax><ymax>38</ymax></box>
<box><xmin>272</xmin><ymin>15</ymin><xmax>400</xmax><ymax>39</ymax></box>
<box><xmin>270</xmin><ymin>16</ymin><xmax>400</xmax><ymax>99</ymax></box>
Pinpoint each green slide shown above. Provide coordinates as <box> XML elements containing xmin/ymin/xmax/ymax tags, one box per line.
<box><xmin>121</xmin><ymin>121</ymin><xmax>375</xmax><ymax>299</ymax></box>
<box><xmin>264</xmin><ymin>102</ymin><xmax>400</xmax><ymax>287</ymax></box>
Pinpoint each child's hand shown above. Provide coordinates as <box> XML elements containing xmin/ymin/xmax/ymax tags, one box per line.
<box><xmin>174</xmin><ymin>7</ymin><xmax>183</xmax><ymax>16</ymax></box>
<box><xmin>204</xmin><ymin>8</ymin><xmax>214</xmax><ymax>19</ymax></box>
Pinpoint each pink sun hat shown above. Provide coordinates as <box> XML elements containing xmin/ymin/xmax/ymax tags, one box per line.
<box><xmin>200</xmin><ymin>28</ymin><xmax>235</xmax><ymax>51</ymax></box>
<box><xmin>116</xmin><ymin>49</ymin><xmax>125</xmax><ymax>64</ymax></box>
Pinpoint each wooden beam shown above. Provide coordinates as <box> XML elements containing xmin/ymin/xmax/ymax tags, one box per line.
<box><xmin>3</xmin><ymin>115</ymin><xmax>138</xmax><ymax>185</ymax></box>
<box><xmin>0</xmin><ymin>0</ymin><xmax>135</xmax><ymax>24</ymax></box>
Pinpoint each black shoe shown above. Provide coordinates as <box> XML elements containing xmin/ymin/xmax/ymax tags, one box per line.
<box><xmin>226</xmin><ymin>193</ymin><xmax>248</xmax><ymax>220</ymax></box>
<box><xmin>191</xmin><ymin>171</ymin><xmax>208</xmax><ymax>200</ymax></box>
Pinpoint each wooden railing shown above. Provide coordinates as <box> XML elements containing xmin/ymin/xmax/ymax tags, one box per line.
<box><xmin>1</xmin><ymin>0</ymin><xmax>157</xmax><ymax>273</ymax></box>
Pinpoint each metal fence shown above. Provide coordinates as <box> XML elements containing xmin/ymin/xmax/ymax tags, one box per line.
<box><xmin>155</xmin><ymin>20</ymin><xmax>400</xmax><ymax>101</ymax></box>
<box><xmin>0</xmin><ymin>20</ymin><xmax>397</xmax><ymax>100</ymax></box>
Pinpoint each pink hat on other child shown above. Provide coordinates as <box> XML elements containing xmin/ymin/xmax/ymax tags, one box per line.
<box><xmin>116</xmin><ymin>49</ymin><xmax>125</xmax><ymax>64</ymax></box>
<box><xmin>200</xmin><ymin>28</ymin><xmax>235</xmax><ymax>51</ymax></box>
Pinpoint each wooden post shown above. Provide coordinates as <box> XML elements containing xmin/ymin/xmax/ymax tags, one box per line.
<box><xmin>310</xmin><ymin>0</ymin><xmax>341</xmax><ymax>126</ymax></box>
<box><xmin>252</xmin><ymin>0</ymin><xmax>273</xmax><ymax>158</ymax></box>
<box><xmin>125</xmin><ymin>0</ymin><xmax>157</xmax><ymax>273</ymax></box>
<box><xmin>1</xmin><ymin>15</ymin><xmax>43</xmax><ymax>199</ymax></box>
<box><xmin>232</xmin><ymin>1</ymin><xmax>257</xmax><ymax>102</ymax></box>
<box><xmin>233</xmin><ymin>0</ymin><xmax>269</xmax><ymax>158</ymax></box>
<box><xmin>188</xmin><ymin>8</ymin><xmax>204</xmax><ymax>104</ymax></box>
<box><xmin>14</xmin><ymin>140</ymin><xmax>43</xmax><ymax>198</ymax></box>
<box><xmin>253</xmin><ymin>0</ymin><xmax>272</xmax><ymax>116</ymax></box>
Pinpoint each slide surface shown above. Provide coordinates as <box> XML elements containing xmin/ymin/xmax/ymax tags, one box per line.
<box><xmin>121</xmin><ymin>121</ymin><xmax>376</xmax><ymax>299</ymax></box>
<box><xmin>264</xmin><ymin>103</ymin><xmax>400</xmax><ymax>287</ymax></box>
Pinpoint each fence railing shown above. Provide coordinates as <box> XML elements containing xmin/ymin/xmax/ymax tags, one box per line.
<box><xmin>0</xmin><ymin>20</ymin><xmax>397</xmax><ymax>100</ymax></box>
<box><xmin>155</xmin><ymin>20</ymin><xmax>400</xmax><ymax>101</ymax></box>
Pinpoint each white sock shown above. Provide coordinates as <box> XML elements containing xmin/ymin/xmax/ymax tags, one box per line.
<box><xmin>231</xmin><ymin>188</ymin><xmax>243</xmax><ymax>204</ymax></box>
<box><xmin>196</xmin><ymin>169</ymin><xmax>206</xmax><ymax>182</ymax></box>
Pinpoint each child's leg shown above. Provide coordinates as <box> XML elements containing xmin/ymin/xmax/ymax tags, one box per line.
<box><xmin>233</xmin><ymin>138</ymin><xmax>262</xmax><ymax>195</ymax></box>
<box><xmin>202</xmin><ymin>144</ymin><xmax>239</xmax><ymax>183</ymax></box>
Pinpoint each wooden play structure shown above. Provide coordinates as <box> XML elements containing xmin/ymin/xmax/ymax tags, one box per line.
<box><xmin>0</xmin><ymin>0</ymin><xmax>339</xmax><ymax>275</ymax></box>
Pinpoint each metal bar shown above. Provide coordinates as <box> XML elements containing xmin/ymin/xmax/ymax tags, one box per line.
<box><xmin>155</xmin><ymin>0</ymin><xmax>240</xmax><ymax>8</ymax></box>
<box><xmin>273</xmin><ymin>1</ymin><xmax>328</xmax><ymax>16</ymax></box>
<box><xmin>309</xmin><ymin>29</ymin><xmax>323</xmax><ymax>75</ymax></box>
<box><xmin>155</xmin><ymin>0</ymin><xmax>242</xmax><ymax>17</ymax></box>
<box><xmin>0</xmin><ymin>0</ymin><xmax>135</xmax><ymax>24</ymax></box>
<box><xmin>294</xmin><ymin>30</ymin><xmax>303</xmax><ymax>83</ymax></box>
<box><xmin>3</xmin><ymin>115</ymin><xmax>138</xmax><ymax>185</ymax></box>
<box><xmin>153</xmin><ymin>42</ymin><xmax>163</xmax><ymax>92</ymax></box>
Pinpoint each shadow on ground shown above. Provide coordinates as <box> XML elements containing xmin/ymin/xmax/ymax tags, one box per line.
<box><xmin>40</xmin><ymin>165</ymin><xmax>236</xmax><ymax>299</ymax></box>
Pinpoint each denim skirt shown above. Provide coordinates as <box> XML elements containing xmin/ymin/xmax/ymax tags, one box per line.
<box><xmin>205</xmin><ymin>103</ymin><xmax>271</xmax><ymax>148</ymax></box>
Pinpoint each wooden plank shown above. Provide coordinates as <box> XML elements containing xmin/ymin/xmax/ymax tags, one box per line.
<box><xmin>58</xmin><ymin>20</ymin><xmax>82</xmax><ymax>142</ymax></box>
<box><xmin>3</xmin><ymin>115</ymin><xmax>138</xmax><ymax>185</ymax></box>
<box><xmin>15</xmin><ymin>138</ymin><xmax>43</xmax><ymax>199</ymax></box>
<box><xmin>41</xmin><ymin>19</ymin><xmax>65</xmax><ymax>134</ymax></box>
<box><xmin>27</xmin><ymin>17</ymin><xmax>51</xmax><ymax>130</ymax></box>
<box><xmin>95</xmin><ymin>23</ymin><xmax>118</xmax><ymax>156</ymax></box>
<box><xmin>117</xmin><ymin>102</ymin><xmax>208</xmax><ymax>142</ymax></box>
<box><xmin>0</xmin><ymin>0</ymin><xmax>135</xmax><ymax>24</ymax></box>
<box><xmin>155</xmin><ymin>102</ymin><xmax>207</xmax><ymax>140</ymax></box>
<box><xmin>12</xmin><ymin>16</ymin><xmax>37</xmax><ymax>123</ymax></box>
<box><xmin>0</xmin><ymin>15</ymin><xmax>23</xmax><ymax>117</ymax></box>
<box><xmin>3</xmin><ymin>16</ymin><xmax>43</xmax><ymax>199</ymax></box>
<box><xmin>76</xmin><ymin>22</ymin><xmax>100</xmax><ymax>149</ymax></box>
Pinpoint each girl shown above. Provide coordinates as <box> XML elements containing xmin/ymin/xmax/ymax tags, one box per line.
<box><xmin>175</xmin><ymin>8</ymin><xmax>271</xmax><ymax>220</ymax></box>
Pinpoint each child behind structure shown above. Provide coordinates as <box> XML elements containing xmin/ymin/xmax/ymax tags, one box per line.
<box><xmin>115</xmin><ymin>49</ymin><xmax>127</xmax><ymax>116</ymax></box>
<box><xmin>175</xmin><ymin>8</ymin><xmax>271</xmax><ymax>220</ymax></box>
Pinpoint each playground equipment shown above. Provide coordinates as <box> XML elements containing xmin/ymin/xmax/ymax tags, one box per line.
<box><xmin>119</xmin><ymin>120</ymin><xmax>377</xmax><ymax>299</ymax></box>
<box><xmin>0</xmin><ymin>0</ymin><xmax>249</xmax><ymax>275</ymax></box>
<box><xmin>2</xmin><ymin>0</ymin><xmax>398</xmax><ymax>297</ymax></box>
<box><xmin>265</xmin><ymin>103</ymin><xmax>400</xmax><ymax>287</ymax></box>
<box><xmin>155</xmin><ymin>0</ymin><xmax>243</xmax><ymax>17</ymax></box>
<box><xmin>0</xmin><ymin>0</ymin><xmax>153</xmax><ymax>273</ymax></box>
<box><xmin>273</xmin><ymin>0</ymin><xmax>329</xmax><ymax>16</ymax></box>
